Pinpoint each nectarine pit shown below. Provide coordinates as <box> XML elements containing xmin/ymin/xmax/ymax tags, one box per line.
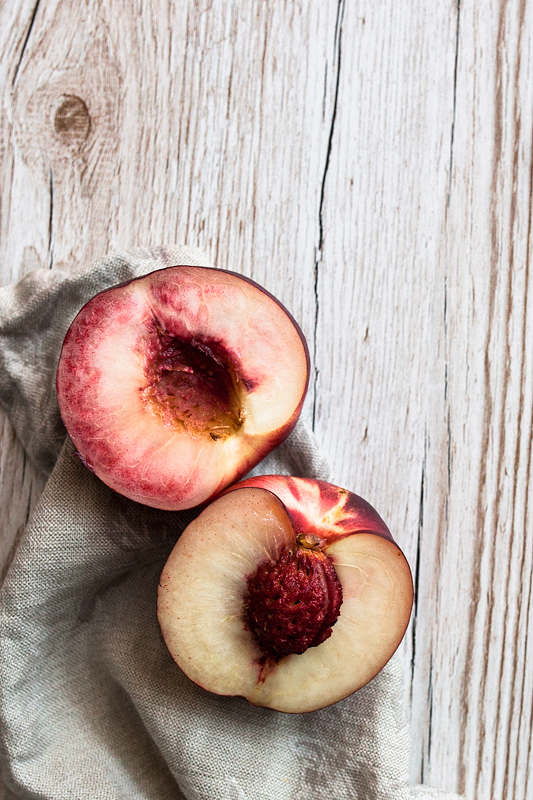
<box><xmin>243</xmin><ymin>538</ymin><xmax>343</xmax><ymax>661</ymax></box>
<box><xmin>141</xmin><ymin>327</ymin><xmax>244</xmax><ymax>440</ymax></box>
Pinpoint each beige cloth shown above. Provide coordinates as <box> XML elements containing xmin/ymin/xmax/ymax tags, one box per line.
<box><xmin>0</xmin><ymin>247</ymin><xmax>464</xmax><ymax>799</ymax></box>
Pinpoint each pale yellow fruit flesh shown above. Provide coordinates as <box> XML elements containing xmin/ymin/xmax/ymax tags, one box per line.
<box><xmin>157</xmin><ymin>489</ymin><xmax>293</xmax><ymax>696</ymax></box>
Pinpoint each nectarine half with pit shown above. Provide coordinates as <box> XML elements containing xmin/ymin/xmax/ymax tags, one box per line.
<box><xmin>157</xmin><ymin>475</ymin><xmax>413</xmax><ymax>713</ymax></box>
<box><xmin>56</xmin><ymin>267</ymin><xmax>309</xmax><ymax>510</ymax></box>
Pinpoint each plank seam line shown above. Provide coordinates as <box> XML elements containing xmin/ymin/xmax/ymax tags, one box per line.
<box><xmin>410</xmin><ymin>430</ymin><xmax>426</xmax><ymax>703</ymax></box>
<box><xmin>447</xmin><ymin>0</ymin><xmax>462</xmax><ymax>210</ymax></box>
<box><xmin>48</xmin><ymin>168</ymin><xmax>54</xmax><ymax>269</ymax></box>
<box><xmin>12</xmin><ymin>0</ymin><xmax>42</xmax><ymax>87</ymax></box>
<box><xmin>312</xmin><ymin>0</ymin><xmax>346</xmax><ymax>430</ymax></box>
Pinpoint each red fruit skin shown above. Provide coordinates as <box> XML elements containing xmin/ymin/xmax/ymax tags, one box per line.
<box><xmin>221</xmin><ymin>475</ymin><xmax>395</xmax><ymax>547</ymax></box>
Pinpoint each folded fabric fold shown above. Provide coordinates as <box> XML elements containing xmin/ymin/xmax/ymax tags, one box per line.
<box><xmin>0</xmin><ymin>247</ymin><xmax>465</xmax><ymax>800</ymax></box>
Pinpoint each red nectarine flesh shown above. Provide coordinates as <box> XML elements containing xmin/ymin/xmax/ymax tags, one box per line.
<box><xmin>56</xmin><ymin>266</ymin><xmax>309</xmax><ymax>510</ymax></box>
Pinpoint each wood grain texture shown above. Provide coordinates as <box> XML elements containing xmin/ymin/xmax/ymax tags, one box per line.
<box><xmin>1</xmin><ymin>1</ymin><xmax>532</xmax><ymax>798</ymax></box>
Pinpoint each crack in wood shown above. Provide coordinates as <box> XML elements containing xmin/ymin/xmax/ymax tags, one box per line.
<box><xmin>312</xmin><ymin>0</ymin><xmax>345</xmax><ymax>430</ymax></box>
<box><xmin>444</xmin><ymin>276</ymin><xmax>452</xmax><ymax>518</ymax></box>
<box><xmin>12</xmin><ymin>0</ymin><xmax>42</xmax><ymax>87</ymax></box>
<box><xmin>48</xmin><ymin>168</ymin><xmax>54</xmax><ymax>269</ymax></box>
<box><xmin>410</xmin><ymin>430</ymin><xmax>426</xmax><ymax>716</ymax></box>
<box><xmin>426</xmin><ymin>651</ymin><xmax>434</xmax><ymax>780</ymax></box>
<box><xmin>447</xmin><ymin>0</ymin><xmax>461</xmax><ymax>211</ymax></box>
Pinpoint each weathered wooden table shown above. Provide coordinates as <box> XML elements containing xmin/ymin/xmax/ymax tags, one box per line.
<box><xmin>1</xmin><ymin>3</ymin><xmax>531</xmax><ymax>798</ymax></box>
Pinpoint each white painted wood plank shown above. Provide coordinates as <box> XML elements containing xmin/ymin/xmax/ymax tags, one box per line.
<box><xmin>2</xmin><ymin>2</ymin><xmax>533</xmax><ymax>798</ymax></box>
<box><xmin>428</xmin><ymin>2</ymin><xmax>533</xmax><ymax>798</ymax></box>
<box><xmin>0</xmin><ymin>0</ymin><xmax>54</xmax><ymax>611</ymax></box>
<box><xmin>314</xmin><ymin>1</ymin><xmax>533</xmax><ymax>798</ymax></box>
<box><xmin>310</xmin><ymin>0</ymin><xmax>459</xmax><ymax>785</ymax></box>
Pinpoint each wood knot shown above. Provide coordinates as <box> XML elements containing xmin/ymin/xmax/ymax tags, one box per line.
<box><xmin>53</xmin><ymin>95</ymin><xmax>91</xmax><ymax>148</ymax></box>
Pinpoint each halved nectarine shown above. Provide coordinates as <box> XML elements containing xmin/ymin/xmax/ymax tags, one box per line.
<box><xmin>56</xmin><ymin>267</ymin><xmax>309</xmax><ymax>510</ymax></box>
<box><xmin>157</xmin><ymin>476</ymin><xmax>413</xmax><ymax>712</ymax></box>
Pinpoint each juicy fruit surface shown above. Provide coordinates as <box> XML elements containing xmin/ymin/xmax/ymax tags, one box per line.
<box><xmin>141</xmin><ymin>328</ymin><xmax>243</xmax><ymax>440</ymax></box>
<box><xmin>56</xmin><ymin>266</ymin><xmax>309</xmax><ymax>510</ymax></box>
<box><xmin>158</xmin><ymin>489</ymin><xmax>295</xmax><ymax>695</ymax></box>
<box><xmin>158</xmin><ymin>484</ymin><xmax>413</xmax><ymax>713</ymax></box>
<box><xmin>244</xmin><ymin>543</ymin><xmax>343</xmax><ymax>659</ymax></box>
<box><xmin>223</xmin><ymin>475</ymin><xmax>393</xmax><ymax>544</ymax></box>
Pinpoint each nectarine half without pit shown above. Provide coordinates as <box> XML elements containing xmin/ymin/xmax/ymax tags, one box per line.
<box><xmin>157</xmin><ymin>476</ymin><xmax>413</xmax><ymax>713</ymax></box>
<box><xmin>56</xmin><ymin>266</ymin><xmax>309</xmax><ymax>510</ymax></box>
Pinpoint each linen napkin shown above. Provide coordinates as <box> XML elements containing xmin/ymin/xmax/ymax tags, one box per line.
<box><xmin>0</xmin><ymin>246</ymin><xmax>464</xmax><ymax>800</ymax></box>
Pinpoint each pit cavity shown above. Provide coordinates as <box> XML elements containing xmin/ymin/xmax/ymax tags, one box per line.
<box><xmin>243</xmin><ymin>540</ymin><xmax>343</xmax><ymax>661</ymax></box>
<box><xmin>141</xmin><ymin>328</ymin><xmax>244</xmax><ymax>440</ymax></box>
